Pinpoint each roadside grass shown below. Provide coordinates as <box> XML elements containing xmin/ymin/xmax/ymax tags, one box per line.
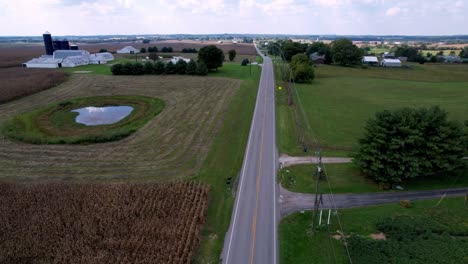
<box><xmin>256</xmin><ymin>55</ymin><xmax>264</xmax><ymax>64</ymax></box>
<box><xmin>2</xmin><ymin>95</ymin><xmax>164</xmax><ymax>144</ymax></box>
<box><xmin>276</xmin><ymin>63</ymin><xmax>468</xmax><ymax>156</ymax></box>
<box><xmin>279</xmin><ymin>162</ymin><xmax>468</xmax><ymax>194</ymax></box>
<box><xmin>62</xmin><ymin>64</ymin><xmax>113</xmax><ymax>75</ymax></box>
<box><xmin>193</xmin><ymin>63</ymin><xmax>261</xmax><ymax>263</ymax></box>
<box><xmin>280</xmin><ymin>197</ymin><xmax>468</xmax><ymax>264</ymax></box>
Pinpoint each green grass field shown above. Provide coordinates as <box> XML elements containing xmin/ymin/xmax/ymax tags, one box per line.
<box><xmin>276</xmin><ymin>63</ymin><xmax>468</xmax><ymax>156</ymax></box>
<box><xmin>280</xmin><ymin>197</ymin><xmax>468</xmax><ymax>264</ymax></box>
<box><xmin>279</xmin><ymin>163</ymin><xmax>468</xmax><ymax>194</ymax></box>
<box><xmin>193</xmin><ymin>62</ymin><xmax>261</xmax><ymax>263</ymax></box>
<box><xmin>62</xmin><ymin>64</ymin><xmax>113</xmax><ymax>75</ymax></box>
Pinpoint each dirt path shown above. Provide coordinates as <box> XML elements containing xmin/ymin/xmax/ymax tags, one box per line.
<box><xmin>279</xmin><ymin>185</ymin><xmax>467</xmax><ymax>217</ymax></box>
<box><xmin>279</xmin><ymin>154</ymin><xmax>352</xmax><ymax>168</ymax></box>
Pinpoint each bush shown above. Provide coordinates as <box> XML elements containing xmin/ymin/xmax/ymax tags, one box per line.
<box><xmin>143</xmin><ymin>61</ymin><xmax>154</xmax><ymax>74</ymax></box>
<box><xmin>228</xmin><ymin>49</ymin><xmax>236</xmax><ymax>61</ymax></box>
<box><xmin>140</xmin><ymin>48</ymin><xmax>146</xmax><ymax>53</ymax></box>
<box><xmin>175</xmin><ymin>60</ymin><xmax>187</xmax><ymax>74</ymax></box>
<box><xmin>161</xmin><ymin>47</ymin><xmax>173</xmax><ymax>53</ymax></box>
<box><xmin>182</xmin><ymin>48</ymin><xmax>197</xmax><ymax>53</ymax></box>
<box><xmin>165</xmin><ymin>61</ymin><xmax>176</xmax><ymax>74</ymax></box>
<box><xmin>111</xmin><ymin>64</ymin><xmax>123</xmax><ymax>75</ymax></box>
<box><xmin>186</xmin><ymin>60</ymin><xmax>197</xmax><ymax>75</ymax></box>
<box><xmin>290</xmin><ymin>54</ymin><xmax>315</xmax><ymax>83</ymax></box>
<box><xmin>154</xmin><ymin>61</ymin><xmax>165</xmax><ymax>74</ymax></box>
<box><xmin>241</xmin><ymin>58</ymin><xmax>249</xmax><ymax>66</ymax></box>
<box><xmin>196</xmin><ymin>62</ymin><xmax>208</xmax><ymax>76</ymax></box>
<box><xmin>355</xmin><ymin>106</ymin><xmax>466</xmax><ymax>183</ymax></box>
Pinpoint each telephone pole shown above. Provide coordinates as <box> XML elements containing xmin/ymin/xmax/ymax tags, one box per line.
<box><xmin>311</xmin><ymin>152</ymin><xmax>324</xmax><ymax>231</ymax></box>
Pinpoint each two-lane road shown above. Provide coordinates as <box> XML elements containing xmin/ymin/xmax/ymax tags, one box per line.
<box><xmin>222</xmin><ymin>49</ymin><xmax>279</xmax><ymax>264</ymax></box>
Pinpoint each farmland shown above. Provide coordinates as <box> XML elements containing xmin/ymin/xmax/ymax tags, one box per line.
<box><xmin>0</xmin><ymin>182</ymin><xmax>208</xmax><ymax>263</ymax></box>
<box><xmin>276</xmin><ymin>63</ymin><xmax>468</xmax><ymax>156</ymax></box>
<box><xmin>279</xmin><ymin>197</ymin><xmax>468</xmax><ymax>264</ymax></box>
<box><xmin>0</xmin><ymin>74</ymin><xmax>241</xmax><ymax>181</ymax></box>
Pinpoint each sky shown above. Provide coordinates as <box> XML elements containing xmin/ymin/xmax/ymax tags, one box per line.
<box><xmin>1</xmin><ymin>0</ymin><xmax>467</xmax><ymax>36</ymax></box>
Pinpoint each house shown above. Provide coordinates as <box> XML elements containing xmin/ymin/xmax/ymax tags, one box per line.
<box><xmin>309</xmin><ymin>52</ymin><xmax>325</xmax><ymax>64</ymax></box>
<box><xmin>362</xmin><ymin>56</ymin><xmax>379</xmax><ymax>66</ymax></box>
<box><xmin>89</xmin><ymin>52</ymin><xmax>114</xmax><ymax>64</ymax></box>
<box><xmin>398</xmin><ymin>57</ymin><xmax>408</xmax><ymax>62</ymax></box>
<box><xmin>437</xmin><ymin>55</ymin><xmax>462</xmax><ymax>63</ymax></box>
<box><xmin>170</xmin><ymin>56</ymin><xmax>191</xmax><ymax>64</ymax></box>
<box><xmin>381</xmin><ymin>58</ymin><xmax>402</xmax><ymax>68</ymax></box>
<box><xmin>382</xmin><ymin>52</ymin><xmax>397</xmax><ymax>59</ymax></box>
<box><xmin>116</xmin><ymin>46</ymin><xmax>139</xmax><ymax>54</ymax></box>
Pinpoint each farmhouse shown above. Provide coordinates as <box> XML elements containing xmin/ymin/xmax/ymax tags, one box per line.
<box><xmin>381</xmin><ymin>58</ymin><xmax>402</xmax><ymax>68</ymax></box>
<box><xmin>309</xmin><ymin>52</ymin><xmax>326</xmax><ymax>64</ymax></box>
<box><xmin>116</xmin><ymin>46</ymin><xmax>139</xmax><ymax>54</ymax></box>
<box><xmin>362</xmin><ymin>56</ymin><xmax>379</xmax><ymax>66</ymax></box>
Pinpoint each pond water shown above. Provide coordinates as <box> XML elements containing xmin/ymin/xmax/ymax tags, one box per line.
<box><xmin>72</xmin><ymin>106</ymin><xmax>134</xmax><ymax>126</ymax></box>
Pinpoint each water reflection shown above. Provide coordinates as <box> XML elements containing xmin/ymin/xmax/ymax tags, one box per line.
<box><xmin>72</xmin><ymin>106</ymin><xmax>133</xmax><ymax>126</ymax></box>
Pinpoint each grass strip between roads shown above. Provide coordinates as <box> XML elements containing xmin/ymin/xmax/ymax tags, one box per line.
<box><xmin>193</xmin><ymin>63</ymin><xmax>261</xmax><ymax>263</ymax></box>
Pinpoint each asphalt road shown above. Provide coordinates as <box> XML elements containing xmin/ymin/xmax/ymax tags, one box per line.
<box><xmin>280</xmin><ymin>186</ymin><xmax>468</xmax><ymax>217</ymax></box>
<box><xmin>221</xmin><ymin>48</ymin><xmax>279</xmax><ymax>264</ymax></box>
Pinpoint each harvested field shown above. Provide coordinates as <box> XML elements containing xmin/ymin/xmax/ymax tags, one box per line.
<box><xmin>0</xmin><ymin>181</ymin><xmax>209</xmax><ymax>263</ymax></box>
<box><xmin>0</xmin><ymin>68</ymin><xmax>68</xmax><ymax>103</ymax></box>
<box><xmin>0</xmin><ymin>44</ymin><xmax>43</xmax><ymax>68</ymax></box>
<box><xmin>0</xmin><ymin>74</ymin><xmax>240</xmax><ymax>181</ymax></box>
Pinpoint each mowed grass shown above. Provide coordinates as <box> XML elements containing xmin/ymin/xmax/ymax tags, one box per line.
<box><xmin>0</xmin><ymin>74</ymin><xmax>241</xmax><ymax>181</ymax></box>
<box><xmin>62</xmin><ymin>63</ymin><xmax>113</xmax><ymax>75</ymax></box>
<box><xmin>276</xmin><ymin>63</ymin><xmax>468</xmax><ymax>155</ymax></box>
<box><xmin>193</xmin><ymin>62</ymin><xmax>261</xmax><ymax>263</ymax></box>
<box><xmin>280</xmin><ymin>197</ymin><xmax>468</xmax><ymax>264</ymax></box>
<box><xmin>279</xmin><ymin>163</ymin><xmax>468</xmax><ymax>194</ymax></box>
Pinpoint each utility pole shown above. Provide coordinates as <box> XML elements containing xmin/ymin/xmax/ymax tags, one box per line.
<box><xmin>311</xmin><ymin>152</ymin><xmax>324</xmax><ymax>231</ymax></box>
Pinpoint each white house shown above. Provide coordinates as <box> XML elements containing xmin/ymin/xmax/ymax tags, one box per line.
<box><xmin>381</xmin><ymin>58</ymin><xmax>402</xmax><ymax>68</ymax></box>
<box><xmin>116</xmin><ymin>46</ymin><xmax>139</xmax><ymax>54</ymax></box>
<box><xmin>170</xmin><ymin>56</ymin><xmax>191</xmax><ymax>64</ymax></box>
<box><xmin>362</xmin><ymin>56</ymin><xmax>379</xmax><ymax>65</ymax></box>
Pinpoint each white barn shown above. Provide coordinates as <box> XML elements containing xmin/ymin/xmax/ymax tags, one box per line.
<box><xmin>381</xmin><ymin>58</ymin><xmax>402</xmax><ymax>68</ymax></box>
<box><xmin>117</xmin><ymin>46</ymin><xmax>139</xmax><ymax>54</ymax></box>
<box><xmin>62</xmin><ymin>56</ymin><xmax>89</xmax><ymax>68</ymax></box>
<box><xmin>24</xmin><ymin>50</ymin><xmax>113</xmax><ymax>68</ymax></box>
<box><xmin>23</xmin><ymin>56</ymin><xmax>62</xmax><ymax>68</ymax></box>
<box><xmin>89</xmin><ymin>52</ymin><xmax>114</xmax><ymax>64</ymax></box>
<box><xmin>362</xmin><ymin>56</ymin><xmax>379</xmax><ymax>65</ymax></box>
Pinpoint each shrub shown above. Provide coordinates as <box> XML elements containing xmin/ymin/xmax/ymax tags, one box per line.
<box><xmin>153</xmin><ymin>61</ymin><xmax>165</xmax><ymax>75</ymax></box>
<box><xmin>186</xmin><ymin>60</ymin><xmax>198</xmax><ymax>75</ymax></box>
<box><xmin>241</xmin><ymin>58</ymin><xmax>249</xmax><ymax>66</ymax></box>
<box><xmin>175</xmin><ymin>60</ymin><xmax>187</xmax><ymax>74</ymax></box>
<box><xmin>111</xmin><ymin>63</ymin><xmax>123</xmax><ymax>75</ymax></box>
<box><xmin>196</xmin><ymin>62</ymin><xmax>208</xmax><ymax>76</ymax></box>
<box><xmin>165</xmin><ymin>61</ymin><xmax>176</xmax><ymax>74</ymax></box>
<box><xmin>143</xmin><ymin>61</ymin><xmax>154</xmax><ymax>74</ymax></box>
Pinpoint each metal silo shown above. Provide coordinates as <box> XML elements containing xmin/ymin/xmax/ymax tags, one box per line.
<box><xmin>43</xmin><ymin>31</ymin><xmax>54</xmax><ymax>55</ymax></box>
<box><xmin>61</xmin><ymin>39</ymin><xmax>70</xmax><ymax>50</ymax></box>
<box><xmin>70</xmin><ymin>45</ymin><xmax>79</xmax><ymax>50</ymax></box>
<box><xmin>53</xmin><ymin>40</ymin><xmax>62</xmax><ymax>51</ymax></box>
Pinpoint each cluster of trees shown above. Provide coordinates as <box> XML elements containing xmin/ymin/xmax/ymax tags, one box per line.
<box><xmin>181</xmin><ymin>48</ymin><xmax>197</xmax><ymax>53</ymax></box>
<box><xmin>148</xmin><ymin>46</ymin><xmax>158</xmax><ymax>52</ymax></box>
<box><xmin>458</xmin><ymin>46</ymin><xmax>468</xmax><ymax>58</ymax></box>
<box><xmin>393</xmin><ymin>45</ymin><xmax>426</xmax><ymax>63</ymax></box>
<box><xmin>267</xmin><ymin>38</ymin><xmax>363</xmax><ymax>66</ymax></box>
<box><xmin>111</xmin><ymin>60</ymin><xmax>208</xmax><ymax>76</ymax></box>
<box><xmin>355</xmin><ymin>106</ymin><xmax>467</xmax><ymax>184</ymax></box>
<box><xmin>160</xmin><ymin>47</ymin><xmax>173</xmax><ymax>53</ymax></box>
<box><xmin>228</xmin><ymin>49</ymin><xmax>236</xmax><ymax>61</ymax></box>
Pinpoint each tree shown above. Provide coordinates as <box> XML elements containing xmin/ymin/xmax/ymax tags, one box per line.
<box><xmin>290</xmin><ymin>54</ymin><xmax>315</xmax><ymax>83</ymax></box>
<box><xmin>331</xmin><ymin>38</ymin><xmax>363</xmax><ymax>66</ymax></box>
<box><xmin>122</xmin><ymin>62</ymin><xmax>134</xmax><ymax>75</ymax></box>
<box><xmin>143</xmin><ymin>61</ymin><xmax>154</xmax><ymax>74</ymax></box>
<box><xmin>99</xmin><ymin>48</ymin><xmax>108</xmax><ymax>53</ymax></box>
<box><xmin>148</xmin><ymin>46</ymin><xmax>158</xmax><ymax>53</ymax></box>
<box><xmin>132</xmin><ymin>62</ymin><xmax>144</xmax><ymax>75</ymax></box>
<box><xmin>142</xmin><ymin>39</ymin><xmax>150</xmax><ymax>44</ymax></box>
<box><xmin>354</xmin><ymin>106</ymin><xmax>466</xmax><ymax>184</ymax></box>
<box><xmin>110</xmin><ymin>63</ymin><xmax>123</xmax><ymax>75</ymax></box>
<box><xmin>306</xmin><ymin>42</ymin><xmax>332</xmax><ymax>64</ymax></box>
<box><xmin>459</xmin><ymin>46</ymin><xmax>468</xmax><ymax>58</ymax></box>
<box><xmin>154</xmin><ymin>61</ymin><xmax>165</xmax><ymax>74</ymax></box>
<box><xmin>186</xmin><ymin>60</ymin><xmax>198</xmax><ymax>75</ymax></box>
<box><xmin>165</xmin><ymin>61</ymin><xmax>176</xmax><ymax>74</ymax></box>
<box><xmin>198</xmin><ymin>45</ymin><xmax>224</xmax><ymax>71</ymax></box>
<box><xmin>161</xmin><ymin>47</ymin><xmax>173</xmax><ymax>53</ymax></box>
<box><xmin>140</xmin><ymin>48</ymin><xmax>146</xmax><ymax>53</ymax></box>
<box><xmin>196</xmin><ymin>62</ymin><xmax>208</xmax><ymax>76</ymax></box>
<box><xmin>175</xmin><ymin>59</ymin><xmax>187</xmax><ymax>74</ymax></box>
<box><xmin>228</xmin><ymin>49</ymin><xmax>237</xmax><ymax>62</ymax></box>
<box><xmin>241</xmin><ymin>58</ymin><xmax>249</xmax><ymax>66</ymax></box>
<box><xmin>282</xmin><ymin>41</ymin><xmax>304</xmax><ymax>62</ymax></box>
<box><xmin>393</xmin><ymin>45</ymin><xmax>421</xmax><ymax>62</ymax></box>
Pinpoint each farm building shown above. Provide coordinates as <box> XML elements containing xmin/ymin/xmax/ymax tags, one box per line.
<box><xmin>54</xmin><ymin>50</ymin><xmax>90</xmax><ymax>60</ymax></box>
<box><xmin>23</xmin><ymin>56</ymin><xmax>62</xmax><ymax>68</ymax></box>
<box><xmin>170</xmin><ymin>56</ymin><xmax>191</xmax><ymax>64</ymax></box>
<box><xmin>117</xmin><ymin>46</ymin><xmax>139</xmax><ymax>54</ymax></box>
<box><xmin>89</xmin><ymin>52</ymin><xmax>115</xmax><ymax>64</ymax></box>
<box><xmin>62</xmin><ymin>56</ymin><xmax>89</xmax><ymax>68</ymax></box>
<box><xmin>362</xmin><ymin>56</ymin><xmax>379</xmax><ymax>65</ymax></box>
<box><xmin>381</xmin><ymin>58</ymin><xmax>402</xmax><ymax>68</ymax></box>
<box><xmin>382</xmin><ymin>52</ymin><xmax>397</xmax><ymax>59</ymax></box>
<box><xmin>310</xmin><ymin>52</ymin><xmax>326</xmax><ymax>64</ymax></box>
<box><xmin>437</xmin><ymin>55</ymin><xmax>462</xmax><ymax>63</ymax></box>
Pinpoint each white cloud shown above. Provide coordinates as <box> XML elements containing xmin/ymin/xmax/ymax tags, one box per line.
<box><xmin>385</xmin><ymin>7</ymin><xmax>401</xmax><ymax>16</ymax></box>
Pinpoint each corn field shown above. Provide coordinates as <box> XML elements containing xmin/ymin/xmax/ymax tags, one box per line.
<box><xmin>0</xmin><ymin>182</ymin><xmax>209</xmax><ymax>264</ymax></box>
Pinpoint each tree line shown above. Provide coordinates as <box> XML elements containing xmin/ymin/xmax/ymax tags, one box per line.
<box><xmin>111</xmin><ymin>60</ymin><xmax>208</xmax><ymax>76</ymax></box>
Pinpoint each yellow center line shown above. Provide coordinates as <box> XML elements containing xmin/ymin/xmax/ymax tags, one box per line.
<box><xmin>250</xmin><ymin>81</ymin><xmax>268</xmax><ymax>264</ymax></box>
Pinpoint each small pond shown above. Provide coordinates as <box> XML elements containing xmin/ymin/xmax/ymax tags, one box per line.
<box><xmin>72</xmin><ymin>106</ymin><xmax>134</xmax><ymax>126</ymax></box>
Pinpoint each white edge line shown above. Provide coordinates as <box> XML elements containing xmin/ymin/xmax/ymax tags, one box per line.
<box><xmin>225</xmin><ymin>49</ymin><xmax>264</xmax><ymax>264</ymax></box>
<box><xmin>271</xmin><ymin>58</ymin><xmax>278</xmax><ymax>264</ymax></box>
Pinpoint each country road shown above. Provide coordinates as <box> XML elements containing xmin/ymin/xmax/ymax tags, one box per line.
<box><xmin>221</xmin><ymin>48</ymin><xmax>279</xmax><ymax>263</ymax></box>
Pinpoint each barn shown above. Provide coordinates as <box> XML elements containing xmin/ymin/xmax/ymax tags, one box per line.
<box><xmin>89</xmin><ymin>52</ymin><xmax>115</xmax><ymax>64</ymax></box>
<box><xmin>117</xmin><ymin>46</ymin><xmax>139</xmax><ymax>54</ymax></box>
<box><xmin>362</xmin><ymin>56</ymin><xmax>379</xmax><ymax>66</ymax></box>
<box><xmin>23</xmin><ymin>56</ymin><xmax>62</xmax><ymax>68</ymax></box>
<box><xmin>381</xmin><ymin>58</ymin><xmax>402</xmax><ymax>68</ymax></box>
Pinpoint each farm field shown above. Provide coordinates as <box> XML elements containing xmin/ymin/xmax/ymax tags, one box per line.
<box><xmin>276</xmin><ymin>63</ymin><xmax>468</xmax><ymax>156</ymax></box>
<box><xmin>280</xmin><ymin>197</ymin><xmax>468</xmax><ymax>264</ymax></box>
<box><xmin>279</xmin><ymin>163</ymin><xmax>468</xmax><ymax>194</ymax></box>
<box><xmin>0</xmin><ymin>74</ymin><xmax>241</xmax><ymax>181</ymax></box>
<box><xmin>0</xmin><ymin>182</ymin><xmax>208</xmax><ymax>263</ymax></box>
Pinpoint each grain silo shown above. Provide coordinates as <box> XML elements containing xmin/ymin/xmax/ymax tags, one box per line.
<box><xmin>43</xmin><ymin>31</ymin><xmax>54</xmax><ymax>55</ymax></box>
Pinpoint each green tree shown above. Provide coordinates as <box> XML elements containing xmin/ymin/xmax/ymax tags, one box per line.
<box><xmin>459</xmin><ymin>46</ymin><xmax>468</xmax><ymax>58</ymax></box>
<box><xmin>110</xmin><ymin>63</ymin><xmax>123</xmax><ymax>75</ymax></box>
<box><xmin>290</xmin><ymin>54</ymin><xmax>315</xmax><ymax>83</ymax></box>
<box><xmin>198</xmin><ymin>45</ymin><xmax>224</xmax><ymax>71</ymax></box>
<box><xmin>331</xmin><ymin>38</ymin><xmax>363</xmax><ymax>66</ymax></box>
<box><xmin>354</xmin><ymin>106</ymin><xmax>466</xmax><ymax>184</ymax></box>
<box><xmin>132</xmin><ymin>62</ymin><xmax>144</xmax><ymax>75</ymax></box>
<box><xmin>393</xmin><ymin>45</ymin><xmax>420</xmax><ymax>62</ymax></box>
<box><xmin>175</xmin><ymin>59</ymin><xmax>187</xmax><ymax>74</ymax></box>
<box><xmin>143</xmin><ymin>61</ymin><xmax>154</xmax><ymax>74</ymax></box>
<box><xmin>99</xmin><ymin>48</ymin><xmax>108</xmax><ymax>53</ymax></box>
<box><xmin>283</xmin><ymin>41</ymin><xmax>303</xmax><ymax>62</ymax></box>
<box><xmin>241</xmin><ymin>58</ymin><xmax>249</xmax><ymax>66</ymax></box>
<box><xmin>186</xmin><ymin>60</ymin><xmax>198</xmax><ymax>75</ymax></box>
<box><xmin>153</xmin><ymin>61</ymin><xmax>165</xmax><ymax>74</ymax></box>
<box><xmin>122</xmin><ymin>62</ymin><xmax>134</xmax><ymax>75</ymax></box>
<box><xmin>306</xmin><ymin>42</ymin><xmax>332</xmax><ymax>64</ymax></box>
<box><xmin>196</xmin><ymin>61</ymin><xmax>208</xmax><ymax>76</ymax></box>
<box><xmin>140</xmin><ymin>48</ymin><xmax>146</xmax><ymax>53</ymax></box>
<box><xmin>165</xmin><ymin>61</ymin><xmax>176</xmax><ymax>74</ymax></box>
<box><xmin>228</xmin><ymin>49</ymin><xmax>237</xmax><ymax>61</ymax></box>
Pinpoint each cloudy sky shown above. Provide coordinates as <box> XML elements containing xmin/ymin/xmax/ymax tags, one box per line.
<box><xmin>1</xmin><ymin>0</ymin><xmax>467</xmax><ymax>36</ymax></box>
